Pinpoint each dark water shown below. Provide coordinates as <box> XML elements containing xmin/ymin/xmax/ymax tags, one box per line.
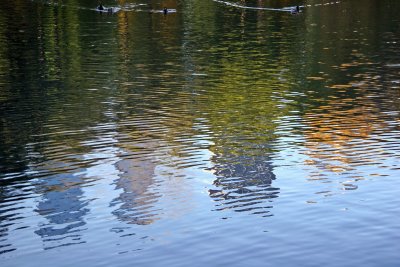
<box><xmin>1</xmin><ymin>0</ymin><xmax>400</xmax><ymax>266</ymax></box>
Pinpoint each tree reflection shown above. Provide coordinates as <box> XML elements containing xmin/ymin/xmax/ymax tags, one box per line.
<box><xmin>298</xmin><ymin>0</ymin><xmax>400</xmax><ymax>186</ymax></box>
<box><xmin>302</xmin><ymin>87</ymin><xmax>400</xmax><ymax>184</ymax></box>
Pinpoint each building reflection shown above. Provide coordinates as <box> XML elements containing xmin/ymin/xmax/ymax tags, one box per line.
<box><xmin>34</xmin><ymin>171</ymin><xmax>88</xmax><ymax>250</ymax></box>
<box><xmin>111</xmin><ymin>149</ymin><xmax>160</xmax><ymax>225</ymax></box>
<box><xmin>209</xmin><ymin>145</ymin><xmax>279</xmax><ymax>217</ymax></box>
<box><xmin>110</xmin><ymin>0</ymin><xmax>196</xmax><ymax>225</ymax></box>
<box><xmin>0</xmin><ymin>188</ymin><xmax>16</xmax><ymax>254</ymax></box>
<box><xmin>0</xmin><ymin>228</ymin><xmax>15</xmax><ymax>254</ymax></box>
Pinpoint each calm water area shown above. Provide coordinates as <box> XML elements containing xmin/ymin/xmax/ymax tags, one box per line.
<box><xmin>1</xmin><ymin>0</ymin><xmax>400</xmax><ymax>266</ymax></box>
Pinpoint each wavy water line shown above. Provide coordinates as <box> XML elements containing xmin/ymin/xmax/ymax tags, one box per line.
<box><xmin>212</xmin><ymin>0</ymin><xmax>340</xmax><ymax>12</ymax></box>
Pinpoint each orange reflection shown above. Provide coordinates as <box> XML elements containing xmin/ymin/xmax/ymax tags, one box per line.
<box><xmin>302</xmin><ymin>91</ymin><xmax>391</xmax><ymax>180</ymax></box>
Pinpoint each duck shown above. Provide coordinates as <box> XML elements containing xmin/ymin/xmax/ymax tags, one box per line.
<box><xmin>291</xmin><ymin>5</ymin><xmax>300</xmax><ymax>14</ymax></box>
<box><xmin>97</xmin><ymin>3</ymin><xmax>104</xmax><ymax>10</ymax></box>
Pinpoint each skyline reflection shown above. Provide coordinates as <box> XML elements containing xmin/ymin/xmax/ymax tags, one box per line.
<box><xmin>34</xmin><ymin>171</ymin><xmax>88</xmax><ymax>250</ymax></box>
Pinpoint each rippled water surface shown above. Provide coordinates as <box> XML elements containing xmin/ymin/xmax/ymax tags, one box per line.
<box><xmin>1</xmin><ymin>0</ymin><xmax>400</xmax><ymax>266</ymax></box>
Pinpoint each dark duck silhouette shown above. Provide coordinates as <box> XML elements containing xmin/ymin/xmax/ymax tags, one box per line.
<box><xmin>291</xmin><ymin>5</ymin><xmax>300</xmax><ymax>14</ymax></box>
<box><xmin>97</xmin><ymin>3</ymin><xmax>104</xmax><ymax>10</ymax></box>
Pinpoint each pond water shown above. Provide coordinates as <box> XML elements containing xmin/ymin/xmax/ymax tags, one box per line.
<box><xmin>1</xmin><ymin>0</ymin><xmax>400</xmax><ymax>266</ymax></box>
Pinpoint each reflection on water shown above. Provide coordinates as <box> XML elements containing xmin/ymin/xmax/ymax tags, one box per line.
<box><xmin>34</xmin><ymin>172</ymin><xmax>88</xmax><ymax>249</ymax></box>
<box><xmin>210</xmin><ymin>153</ymin><xmax>278</xmax><ymax>216</ymax></box>
<box><xmin>1</xmin><ymin>0</ymin><xmax>400</xmax><ymax>266</ymax></box>
<box><xmin>112</xmin><ymin>149</ymin><xmax>160</xmax><ymax>225</ymax></box>
<box><xmin>301</xmin><ymin>95</ymin><xmax>400</xmax><ymax>191</ymax></box>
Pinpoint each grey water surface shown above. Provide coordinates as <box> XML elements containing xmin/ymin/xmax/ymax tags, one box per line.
<box><xmin>1</xmin><ymin>0</ymin><xmax>400</xmax><ymax>266</ymax></box>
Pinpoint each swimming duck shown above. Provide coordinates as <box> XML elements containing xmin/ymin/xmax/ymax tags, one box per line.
<box><xmin>97</xmin><ymin>3</ymin><xmax>104</xmax><ymax>10</ymax></box>
<box><xmin>291</xmin><ymin>5</ymin><xmax>300</xmax><ymax>14</ymax></box>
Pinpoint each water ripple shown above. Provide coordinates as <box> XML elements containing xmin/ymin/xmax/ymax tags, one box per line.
<box><xmin>1</xmin><ymin>0</ymin><xmax>400</xmax><ymax>265</ymax></box>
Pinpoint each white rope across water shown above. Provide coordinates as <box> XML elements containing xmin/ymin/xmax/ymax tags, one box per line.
<box><xmin>212</xmin><ymin>0</ymin><xmax>341</xmax><ymax>12</ymax></box>
<box><xmin>213</xmin><ymin>0</ymin><xmax>292</xmax><ymax>11</ymax></box>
